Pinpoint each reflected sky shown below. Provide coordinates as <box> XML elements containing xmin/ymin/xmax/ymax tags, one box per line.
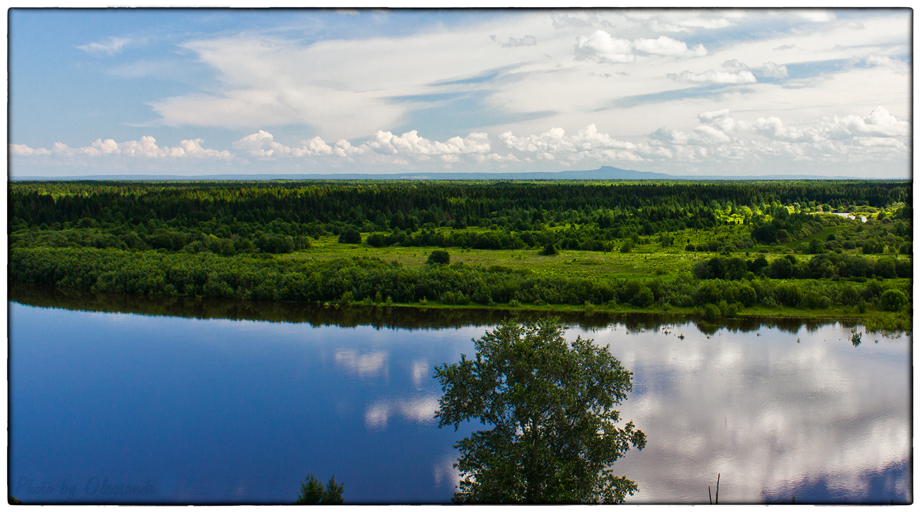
<box><xmin>584</xmin><ymin>323</ymin><xmax>911</xmax><ymax>504</ymax></box>
<box><xmin>9</xmin><ymin>302</ymin><xmax>911</xmax><ymax>504</ymax></box>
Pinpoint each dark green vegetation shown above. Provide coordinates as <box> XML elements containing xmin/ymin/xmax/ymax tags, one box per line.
<box><xmin>434</xmin><ymin>320</ymin><xmax>645</xmax><ymax>503</ymax></box>
<box><xmin>8</xmin><ymin>180</ymin><xmax>912</xmax><ymax>329</ymax></box>
<box><xmin>295</xmin><ymin>475</ymin><xmax>344</xmax><ymax>505</ymax></box>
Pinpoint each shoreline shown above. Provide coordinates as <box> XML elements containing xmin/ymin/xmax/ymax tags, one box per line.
<box><xmin>9</xmin><ymin>281</ymin><xmax>908</xmax><ymax>334</ymax></box>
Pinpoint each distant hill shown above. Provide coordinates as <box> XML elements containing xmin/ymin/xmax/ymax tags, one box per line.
<box><xmin>13</xmin><ymin>165</ymin><xmax>881</xmax><ymax>181</ymax></box>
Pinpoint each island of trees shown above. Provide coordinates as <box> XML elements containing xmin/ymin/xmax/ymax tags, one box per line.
<box><xmin>8</xmin><ymin>179</ymin><xmax>912</xmax><ymax>330</ymax></box>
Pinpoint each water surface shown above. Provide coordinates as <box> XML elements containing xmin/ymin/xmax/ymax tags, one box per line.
<box><xmin>8</xmin><ymin>294</ymin><xmax>911</xmax><ymax>504</ymax></box>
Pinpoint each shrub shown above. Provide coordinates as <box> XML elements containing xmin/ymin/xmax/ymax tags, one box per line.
<box><xmin>879</xmin><ymin>289</ymin><xmax>909</xmax><ymax>312</ymax></box>
<box><xmin>540</xmin><ymin>243</ymin><xmax>558</xmax><ymax>256</ymax></box>
<box><xmin>338</xmin><ymin>228</ymin><xmax>362</xmax><ymax>244</ymax></box>
<box><xmin>427</xmin><ymin>250</ymin><xmax>451</xmax><ymax>265</ymax></box>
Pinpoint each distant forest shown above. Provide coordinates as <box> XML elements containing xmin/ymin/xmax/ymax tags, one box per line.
<box><xmin>8</xmin><ymin>180</ymin><xmax>912</xmax><ymax>330</ymax></box>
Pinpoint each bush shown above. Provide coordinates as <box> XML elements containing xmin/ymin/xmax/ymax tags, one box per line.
<box><xmin>338</xmin><ymin>229</ymin><xmax>362</xmax><ymax>244</ymax></box>
<box><xmin>701</xmin><ymin>303</ymin><xmax>721</xmax><ymax>321</ymax></box>
<box><xmin>366</xmin><ymin>233</ymin><xmax>388</xmax><ymax>248</ymax></box>
<box><xmin>540</xmin><ymin>243</ymin><xmax>558</xmax><ymax>256</ymax></box>
<box><xmin>879</xmin><ymin>289</ymin><xmax>909</xmax><ymax>312</ymax></box>
<box><xmin>426</xmin><ymin>250</ymin><xmax>451</xmax><ymax>265</ymax></box>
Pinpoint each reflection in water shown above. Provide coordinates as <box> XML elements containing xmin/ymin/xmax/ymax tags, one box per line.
<box><xmin>364</xmin><ymin>396</ymin><xmax>440</xmax><ymax>431</ymax></box>
<box><xmin>8</xmin><ymin>283</ymin><xmax>911</xmax><ymax>504</ymax></box>
<box><xmin>334</xmin><ymin>350</ymin><xmax>389</xmax><ymax>379</ymax></box>
<box><xmin>592</xmin><ymin>324</ymin><xmax>911</xmax><ymax>504</ymax></box>
<box><xmin>9</xmin><ymin>281</ymin><xmax>861</xmax><ymax>334</ymax></box>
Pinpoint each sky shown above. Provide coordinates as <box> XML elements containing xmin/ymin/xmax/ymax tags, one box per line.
<box><xmin>7</xmin><ymin>8</ymin><xmax>913</xmax><ymax>178</ymax></box>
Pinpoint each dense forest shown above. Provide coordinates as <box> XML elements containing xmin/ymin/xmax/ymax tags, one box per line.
<box><xmin>8</xmin><ymin>180</ymin><xmax>912</xmax><ymax>330</ymax></box>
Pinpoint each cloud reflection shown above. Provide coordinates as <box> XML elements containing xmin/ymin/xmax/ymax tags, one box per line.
<box><xmin>364</xmin><ymin>396</ymin><xmax>440</xmax><ymax>431</ymax></box>
<box><xmin>586</xmin><ymin>323</ymin><xmax>910</xmax><ymax>503</ymax></box>
<box><xmin>334</xmin><ymin>350</ymin><xmax>388</xmax><ymax>379</ymax></box>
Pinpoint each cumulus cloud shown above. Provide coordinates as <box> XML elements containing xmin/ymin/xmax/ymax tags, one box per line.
<box><xmin>16</xmin><ymin>136</ymin><xmax>231</xmax><ymax>159</ymax></box>
<box><xmin>822</xmin><ymin>106</ymin><xmax>909</xmax><ymax>138</ymax></box>
<box><xmin>575</xmin><ymin>30</ymin><xmax>635</xmax><ymax>63</ymax></box>
<box><xmin>643</xmin><ymin>106</ymin><xmax>909</xmax><ymax>173</ymax></box>
<box><xmin>755</xmin><ymin>117</ymin><xmax>808</xmax><ymax>141</ymax></box>
<box><xmin>667</xmin><ymin>69</ymin><xmax>757</xmax><ymax>84</ymax></box>
<box><xmin>9</xmin><ymin>144</ymin><xmax>51</xmax><ymax>156</ymax></box>
<box><xmin>233</xmin><ymin>130</ymin><xmax>334</xmax><ymax>158</ymax></box>
<box><xmin>575</xmin><ymin>30</ymin><xmax>705</xmax><ymax>63</ymax></box>
<box><xmin>649</xmin><ymin>127</ymin><xmax>690</xmax><ymax>145</ymax></box>
<box><xmin>500</xmin><ymin>124</ymin><xmax>640</xmax><ymax>163</ymax></box>
<box><xmin>633</xmin><ymin>36</ymin><xmax>707</xmax><ymax>57</ymax></box>
<box><xmin>232</xmin><ymin>129</ymin><xmax>491</xmax><ymax>164</ymax></box>
<box><xmin>76</xmin><ymin>36</ymin><xmax>134</xmax><ymax>55</ymax></box>
<box><xmin>365</xmin><ymin>130</ymin><xmax>491</xmax><ymax>156</ymax></box>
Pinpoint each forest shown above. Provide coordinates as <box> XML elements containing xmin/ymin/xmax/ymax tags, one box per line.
<box><xmin>8</xmin><ymin>179</ymin><xmax>912</xmax><ymax>330</ymax></box>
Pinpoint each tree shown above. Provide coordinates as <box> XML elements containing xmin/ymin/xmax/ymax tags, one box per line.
<box><xmin>434</xmin><ymin>320</ymin><xmax>646</xmax><ymax>504</ymax></box>
<box><xmin>879</xmin><ymin>289</ymin><xmax>909</xmax><ymax>312</ymax></box>
<box><xmin>426</xmin><ymin>250</ymin><xmax>450</xmax><ymax>265</ymax></box>
<box><xmin>337</xmin><ymin>228</ymin><xmax>361</xmax><ymax>244</ymax></box>
<box><xmin>295</xmin><ymin>474</ymin><xmax>344</xmax><ymax>504</ymax></box>
<box><xmin>539</xmin><ymin>243</ymin><xmax>558</xmax><ymax>256</ymax></box>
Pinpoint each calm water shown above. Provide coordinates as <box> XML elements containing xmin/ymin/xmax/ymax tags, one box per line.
<box><xmin>8</xmin><ymin>299</ymin><xmax>911</xmax><ymax>504</ymax></box>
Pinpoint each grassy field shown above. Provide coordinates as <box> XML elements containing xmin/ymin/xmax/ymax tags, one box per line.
<box><xmin>283</xmin><ymin>235</ymin><xmax>708</xmax><ymax>280</ymax></box>
<box><xmin>281</xmin><ymin>233</ymin><xmax>899</xmax><ymax>281</ymax></box>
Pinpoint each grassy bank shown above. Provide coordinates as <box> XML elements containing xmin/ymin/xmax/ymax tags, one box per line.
<box><xmin>10</xmin><ymin>244</ymin><xmax>911</xmax><ymax>332</ymax></box>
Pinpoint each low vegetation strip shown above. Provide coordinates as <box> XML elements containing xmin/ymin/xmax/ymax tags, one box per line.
<box><xmin>10</xmin><ymin>245</ymin><xmax>911</xmax><ymax>329</ymax></box>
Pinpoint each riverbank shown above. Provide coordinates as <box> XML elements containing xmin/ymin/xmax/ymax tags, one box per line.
<box><xmin>9</xmin><ymin>280</ymin><xmax>909</xmax><ymax>335</ymax></box>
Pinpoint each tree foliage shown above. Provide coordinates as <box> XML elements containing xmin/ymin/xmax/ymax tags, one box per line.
<box><xmin>426</xmin><ymin>250</ymin><xmax>450</xmax><ymax>265</ymax></box>
<box><xmin>295</xmin><ymin>474</ymin><xmax>344</xmax><ymax>504</ymax></box>
<box><xmin>434</xmin><ymin>320</ymin><xmax>646</xmax><ymax>503</ymax></box>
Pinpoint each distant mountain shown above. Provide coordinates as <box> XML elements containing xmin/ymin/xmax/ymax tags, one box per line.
<box><xmin>13</xmin><ymin>165</ymin><xmax>882</xmax><ymax>181</ymax></box>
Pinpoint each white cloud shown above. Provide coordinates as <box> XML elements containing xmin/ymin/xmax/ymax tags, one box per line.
<box><xmin>22</xmin><ymin>136</ymin><xmax>231</xmax><ymax>159</ymax></box>
<box><xmin>863</xmin><ymin>54</ymin><xmax>909</xmax><ymax>75</ymax></box>
<box><xmin>575</xmin><ymin>30</ymin><xmax>635</xmax><ymax>63</ymax></box>
<box><xmin>633</xmin><ymin>36</ymin><xmax>706</xmax><ymax>57</ymax></box>
<box><xmin>365</xmin><ymin>130</ymin><xmax>491</xmax><ymax>156</ymax></box>
<box><xmin>790</xmin><ymin>10</ymin><xmax>837</xmax><ymax>23</ymax></box>
<box><xmin>500</xmin><ymin>124</ymin><xmax>640</xmax><ymax>164</ymax></box>
<box><xmin>755</xmin><ymin>117</ymin><xmax>808</xmax><ymax>141</ymax></box>
<box><xmin>649</xmin><ymin>127</ymin><xmax>690</xmax><ymax>145</ymax></box>
<box><xmin>668</xmin><ymin>69</ymin><xmax>757</xmax><ymax>84</ymax></box>
<box><xmin>823</xmin><ymin>106</ymin><xmax>909</xmax><ymax>138</ymax></box>
<box><xmin>9</xmin><ymin>144</ymin><xmax>50</xmax><ymax>156</ymax></box>
<box><xmin>575</xmin><ymin>30</ymin><xmax>705</xmax><ymax>63</ymax></box>
<box><xmin>233</xmin><ymin>130</ymin><xmax>334</xmax><ymax>158</ymax></box>
<box><xmin>76</xmin><ymin>36</ymin><xmax>134</xmax><ymax>55</ymax></box>
<box><xmin>648</xmin><ymin>16</ymin><xmax>735</xmax><ymax>33</ymax></box>
<box><xmin>760</xmin><ymin>62</ymin><xmax>789</xmax><ymax>78</ymax></box>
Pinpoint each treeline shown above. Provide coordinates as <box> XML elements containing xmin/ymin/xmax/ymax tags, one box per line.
<box><xmin>9</xmin><ymin>181</ymin><xmax>912</xmax><ymax>256</ymax></box>
<box><xmin>693</xmin><ymin>253</ymin><xmax>912</xmax><ymax>281</ymax></box>
<box><xmin>10</xmin><ymin>246</ymin><xmax>911</xmax><ymax>314</ymax></box>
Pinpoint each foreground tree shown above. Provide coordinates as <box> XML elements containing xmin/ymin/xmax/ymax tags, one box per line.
<box><xmin>434</xmin><ymin>320</ymin><xmax>646</xmax><ymax>504</ymax></box>
<box><xmin>295</xmin><ymin>474</ymin><xmax>344</xmax><ymax>504</ymax></box>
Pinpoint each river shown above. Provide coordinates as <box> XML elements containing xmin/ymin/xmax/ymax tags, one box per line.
<box><xmin>8</xmin><ymin>286</ymin><xmax>911</xmax><ymax>504</ymax></box>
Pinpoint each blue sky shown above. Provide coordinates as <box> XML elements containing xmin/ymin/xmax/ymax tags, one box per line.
<box><xmin>8</xmin><ymin>8</ymin><xmax>912</xmax><ymax>177</ymax></box>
